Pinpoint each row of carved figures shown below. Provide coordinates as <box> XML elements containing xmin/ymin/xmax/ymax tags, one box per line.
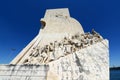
<box><xmin>23</xmin><ymin>29</ymin><xmax>103</xmax><ymax>64</ymax></box>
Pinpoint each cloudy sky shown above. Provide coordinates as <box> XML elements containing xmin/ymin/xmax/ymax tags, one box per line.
<box><xmin>0</xmin><ymin>0</ymin><xmax>120</xmax><ymax>67</ymax></box>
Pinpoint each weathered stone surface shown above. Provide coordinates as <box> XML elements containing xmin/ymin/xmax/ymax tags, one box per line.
<box><xmin>11</xmin><ymin>31</ymin><xmax>104</xmax><ymax>65</ymax></box>
<box><xmin>6</xmin><ymin>8</ymin><xmax>109</xmax><ymax>80</ymax></box>
<box><xmin>0</xmin><ymin>64</ymin><xmax>48</xmax><ymax>80</ymax></box>
<box><xmin>0</xmin><ymin>39</ymin><xmax>109</xmax><ymax>80</ymax></box>
<box><xmin>10</xmin><ymin>8</ymin><xmax>84</xmax><ymax>64</ymax></box>
<box><xmin>47</xmin><ymin>40</ymin><xmax>109</xmax><ymax>80</ymax></box>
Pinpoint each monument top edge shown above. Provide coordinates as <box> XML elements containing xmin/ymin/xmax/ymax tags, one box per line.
<box><xmin>46</xmin><ymin>8</ymin><xmax>69</xmax><ymax>11</ymax></box>
<box><xmin>44</xmin><ymin>8</ymin><xmax>70</xmax><ymax>18</ymax></box>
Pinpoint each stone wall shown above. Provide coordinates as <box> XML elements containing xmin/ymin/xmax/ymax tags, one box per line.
<box><xmin>0</xmin><ymin>40</ymin><xmax>109</xmax><ymax>80</ymax></box>
<box><xmin>47</xmin><ymin>39</ymin><xmax>109</xmax><ymax>80</ymax></box>
<box><xmin>0</xmin><ymin>64</ymin><xmax>48</xmax><ymax>80</ymax></box>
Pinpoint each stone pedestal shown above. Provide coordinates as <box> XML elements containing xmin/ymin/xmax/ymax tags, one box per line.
<box><xmin>0</xmin><ymin>64</ymin><xmax>48</xmax><ymax>80</ymax></box>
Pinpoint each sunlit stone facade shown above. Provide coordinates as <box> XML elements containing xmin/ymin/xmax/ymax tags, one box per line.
<box><xmin>0</xmin><ymin>8</ymin><xmax>109</xmax><ymax>80</ymax></box>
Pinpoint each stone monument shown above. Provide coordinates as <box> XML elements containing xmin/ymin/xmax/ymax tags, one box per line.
<box><xmin>0</xmin><ymin>8</ymin><xmax>109</xmax><ymax>80</ymax></box>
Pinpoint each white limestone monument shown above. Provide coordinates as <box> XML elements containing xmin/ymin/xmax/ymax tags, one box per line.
<box><xmin>0</xmin><ymin>8</ymin><xmax>109</xmax><ymax>80</ymax></box>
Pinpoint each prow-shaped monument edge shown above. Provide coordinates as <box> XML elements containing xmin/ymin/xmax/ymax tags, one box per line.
<box><xmin>10</xmin><ymin>8</ymin><xmax>84</xmax><ymax>64</ymax></box>
<box><xmin>9</xmin><ymin>8</ymin><xmax>109</xmax><ymax>80</ymax></box>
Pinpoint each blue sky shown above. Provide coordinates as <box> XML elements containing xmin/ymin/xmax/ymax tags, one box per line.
<box><xmin>0</xmin><ymin>0</ymin><xmax>120</xmax><ymax>67</ymax></box>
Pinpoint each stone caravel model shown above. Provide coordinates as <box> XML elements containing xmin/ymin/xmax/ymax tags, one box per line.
<box><xmin>10</xmin><ymin>8</ymin><xmax>109</xmax><ymax>80</ymax></box>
